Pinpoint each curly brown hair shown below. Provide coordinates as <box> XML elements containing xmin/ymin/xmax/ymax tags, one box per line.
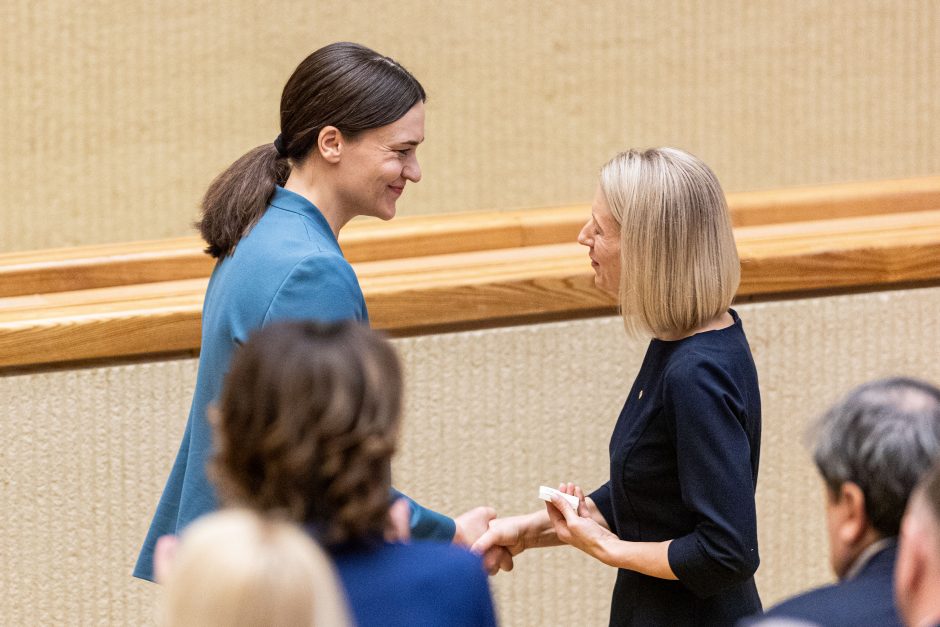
<box><xmin>210</xmin><ymin>320</ymin><xmax>402</xmax><ymax>546</ymax></box>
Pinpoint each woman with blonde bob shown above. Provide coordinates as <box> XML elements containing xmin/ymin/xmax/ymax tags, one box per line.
<box><xmin>474</xmin><ymin>148</ymin><xmax>762</xmax><ymax>626</ymax></box>
<box><xmin>158</xmin><ymin>509</ymin><xmax>351</xmax><ymax>627</ymax></box>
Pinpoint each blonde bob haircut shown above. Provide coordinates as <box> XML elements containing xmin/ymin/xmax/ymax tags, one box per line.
<box><xmin>160</xmin><ymin>509</ymin><xmax>352</xmax><ymax>627</ymax></box>
<box><xmin>600</xmin><ymin>147</ymin><xmax>740</xmax><ymax>338</ymax></box>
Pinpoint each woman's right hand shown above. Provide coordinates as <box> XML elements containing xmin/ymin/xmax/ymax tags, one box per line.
<box><xmin>556</xmin><ymin>482</ymin><xmax>611</xmax><ymax>530</ymax></box>
<box><xmin>546</xmin><ymin>485</ymin><xmax>619</xmax><ymax>561</ymax></box>
<box><xmin>471</xmin><ymin>510</ymin><xmax>555</xmax><ymax>575</ymax></box>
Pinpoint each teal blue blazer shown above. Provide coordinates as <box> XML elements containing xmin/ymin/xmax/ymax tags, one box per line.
<box><xmin>134</xmin><ymin>187</ymin><xmax>455</xmax><ymax>581</ymax></box>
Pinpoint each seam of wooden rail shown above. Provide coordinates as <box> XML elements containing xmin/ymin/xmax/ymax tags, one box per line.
<box><xmin>1</xmin><ymin>176</ymin><xmax>937</xmax><ymax>299</ymax></box>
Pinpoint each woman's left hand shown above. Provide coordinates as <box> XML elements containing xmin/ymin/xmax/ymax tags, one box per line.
<box><xmin>546</xmin><ymin>483</ymin><xmax>618</xmax><ymax>560</ymax></box>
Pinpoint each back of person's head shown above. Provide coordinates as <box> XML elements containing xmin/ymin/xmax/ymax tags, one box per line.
<box><xmin>599</xmin><ymin>147</ymin><xmax>739</xmax><ymax>338</ymax></box>
<box><xmin>812</xmin><ymin>377</ymin><xmax>940</xmax><ymax>539</ymax></box>
<box><xmin>895</xmin><ymin>459</ymin><xmax>940</xmax><ymax>627</ymax></box>
<box><xmin>160</xmin><ymin>509</ymin><xmax>351</xmax><ymax>627</ymax></box>
<box><xmin>198</xmin><ymin>42</ymin><xmax>426</xmax><ymax>258</ymax></box>
<box><xmin>212</xmin><ymin>320</ymin><xmax>402</xmax><ymax>546</ymax></box>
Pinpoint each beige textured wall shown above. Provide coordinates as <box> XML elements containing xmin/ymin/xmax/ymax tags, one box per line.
<box><xmin>2</xmin><ymin>1</ymin><xmax>938</xmax><ymax>251</ymax></box>
<box><xmin>2</xmin><ymin>286</ymin><xmax>939</xmax><ymax>625</ymax></box>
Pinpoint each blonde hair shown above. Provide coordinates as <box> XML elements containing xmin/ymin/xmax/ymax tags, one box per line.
<box><xmin>599</xmin><ymin>147</ymin><xmax>740</xmax><ymax>337</ymax></box>
<box><xmin>160</xmin><ymin>509</ymin><xmax>352</xmax><ymax>627</ymax></box>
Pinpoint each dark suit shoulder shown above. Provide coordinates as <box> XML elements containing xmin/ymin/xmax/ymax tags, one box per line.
<box><xmin>754</xmin><ymin>575</ymin><xmax>901</xmax><ymax>627</ymax></box>
<box><xmin>334</xmin><ymin>542</ymin><xmax>495</xmax><ymax>627</ymax></box>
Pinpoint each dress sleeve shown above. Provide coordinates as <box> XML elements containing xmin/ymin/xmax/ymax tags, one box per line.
<box><xmin>263</xmin><ymin>252</ymin><xmax>367</xmax><ymax>324</ymax></box>
<box><xmin>588</xmin><ymin>481</ymin><xmax>615</xmax><ymax>528</ymax></box>
<box><xmin>664</xmin><ymin>354</ymin><xmax>759</xmax><ymax>598</ymax></box>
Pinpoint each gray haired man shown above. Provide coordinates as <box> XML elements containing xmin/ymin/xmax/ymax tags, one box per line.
<box><xmin>743</xmin><ymin>377</ymin><xmax>940</xmax><ymax>627</ymax></box>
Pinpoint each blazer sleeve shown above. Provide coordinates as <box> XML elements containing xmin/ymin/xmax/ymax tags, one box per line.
<box><xmin>268</xmin><ymin>253</ymin><xmax>456</xmax><ymax>540</ymax></box>
<box><xmin>664</xmin><ymin>354</ymin><xmax>760</xmax><ymax>598</ymax></box>
<box><xmin>390</xmin><ymin>489</ymin><xmax>457</xmax><ymax>541</ymax></box>
<box><xmin>263</xmin><ymin>252</ymin><xmax>367</xmax><ymax>324</ymax></box>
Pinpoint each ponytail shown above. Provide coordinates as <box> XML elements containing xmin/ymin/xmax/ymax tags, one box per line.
<box><xmin>197</xmin><ymin>42</ymin><xmax>425</xmax><ymax>259</ymax></box>
<box><xmin>197</xmin><ymin>144</ymin><xmax>290</xmax><ymax>259</ymax></box>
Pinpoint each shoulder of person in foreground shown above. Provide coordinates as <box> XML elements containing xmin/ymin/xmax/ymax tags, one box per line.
<box><xmin>339</xmin><ymin>541</ymin><xmax>496</xmax><ymax>626</ymax></box>
<box><xmin>738</xmin><ymin>575</ymin><xmax>901</xmax><ymax>627</ymax></box>
<box><xmin>396</xmin><ymin>542</ymin><xmax>497</xmax><ymax>626</ymax></box>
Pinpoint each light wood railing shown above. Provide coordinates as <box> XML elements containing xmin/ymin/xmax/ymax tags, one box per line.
<box><xmin>0</xmin><ymin>177</ymin><xmax>938</xmax><ymax>370</ymax></box>
<box><xmin>2</xmin><ymin>176</ymin><xmax>937</xmax><ymax>299</ymax></box>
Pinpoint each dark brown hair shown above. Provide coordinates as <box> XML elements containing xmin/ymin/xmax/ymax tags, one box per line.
<box><xmin>211</xmin><ymin>320</ymin><xmax>403</xmax><ymax>546</ymax></box>
<box><xmin>198</xmin><ymin>42</ymin><xmax>426</xmax><ymax>258</ymax></box>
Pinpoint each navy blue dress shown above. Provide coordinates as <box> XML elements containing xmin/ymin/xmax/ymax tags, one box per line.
<box><xmin>133</xmin><ymin>187</ymin><xmax>454</xmax><ymax>581</ymax></box>
<box><xmin>590</xmin><ymin>310</ymin><xmax>762</xmax><ymax>626</ymax></box>
<box><xmin>332</xmin><ymin>540</ymin><xmax>498</xmax><ymax>627</ymax></box>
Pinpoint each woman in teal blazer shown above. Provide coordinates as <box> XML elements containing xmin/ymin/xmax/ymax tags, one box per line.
<box><xmin>135</xmin><ymin>42</ymin><xmax>494</xmax><ymax>581</ymax></box>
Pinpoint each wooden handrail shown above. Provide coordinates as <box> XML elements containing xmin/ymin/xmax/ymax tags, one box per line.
<box><xmin>1</xmin><ymin>208</ymin><xmax>938</xmax><ymax>371</ymax></box>
<box><xmin>728</xmin><ymin>176</ymin><xmax>940</xmax><ymax>226</ymax></box>
<box><xmin>1</xmin><ymin>176</ymin><xmax>937</xmax><ymax>299</ymax></box>
<box><xmin>736</xmin><ymin>210</ymin><xmax>940</xmax><ymax>294</ymax></box>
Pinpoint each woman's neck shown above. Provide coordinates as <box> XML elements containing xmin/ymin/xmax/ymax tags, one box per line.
<box><xmin>283</xmin><ymin>168</ymin><xmax>352</xmax><ymax>238</ymax></box>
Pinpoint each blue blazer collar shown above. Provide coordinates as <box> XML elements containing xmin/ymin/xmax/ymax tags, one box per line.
<box><xmin>269</xmin><ymin>186</ymin><xmax>340</xmax><ymax>248</ymax></box>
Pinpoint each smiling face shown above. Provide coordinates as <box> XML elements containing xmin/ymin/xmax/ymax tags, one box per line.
<box><xmin>577</xmin><ymin>185</ymin><xmax>622</xmax><ymax>295</ymax></box>
<box><xmin>334</xmin><ymin>101</ymin><xmax>425</xmax><ymax>221</ymax></box>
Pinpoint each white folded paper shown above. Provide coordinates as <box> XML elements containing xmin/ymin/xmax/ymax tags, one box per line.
<box><xmin>538</xmin><ymin>485</ymin><xmax>580</xmax><ymax>509</ymax></box>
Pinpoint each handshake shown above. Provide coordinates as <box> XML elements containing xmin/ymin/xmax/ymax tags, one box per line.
<box><xmin>447</xmin><ymin>483</ymin><xmax>613</xmax><ymax>576</ymax></box>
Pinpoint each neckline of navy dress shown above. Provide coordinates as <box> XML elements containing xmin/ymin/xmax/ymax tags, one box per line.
<box><xmin>650</xmin><ymin>308</ymin><xmax>742</xmax><ymax>345</ymax></box>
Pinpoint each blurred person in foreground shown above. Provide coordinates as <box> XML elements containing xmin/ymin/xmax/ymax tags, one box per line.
<box><xmin>156</xmin><ymin>508</ymin><xmax>352</xmax><ymax>627</ymax></box>
<box><xmin>210</xmin><ymin>320</ymin><xmax>497</xmax><ymax>627</ymax></box>
<box><xmin>895</xmin><ymin>459</ymin><xmax>940</xmax><ymax>627</ymax></box>
<box><xmin>743</xmin><ymin>378</ymin><xmax>940</xmax><ymax>627</ymax></box>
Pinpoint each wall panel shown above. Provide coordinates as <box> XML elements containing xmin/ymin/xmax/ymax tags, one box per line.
<box><xmin>2</xmin><ymin>286</ymin><xmax>939</xmax><ymax>624</ymax></box>
<box><xmin>2</xmin><ymin>1</ymin><xmax>939</xmax><ymax>251</ymax></box>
